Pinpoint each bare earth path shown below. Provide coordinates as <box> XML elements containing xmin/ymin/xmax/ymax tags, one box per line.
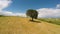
<box><xmin>0</xmin><ymin>17</ymin><xmax>60</xmax><ymax>34</ymax></box>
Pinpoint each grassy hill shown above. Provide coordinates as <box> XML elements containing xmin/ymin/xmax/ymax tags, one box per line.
<box><xmin>0</xmin><ymin>16</ymin><xmax>60</xmax><ymax>34</ymax></box>
<box><xmin>38</xmin><ymin>18</ymin><xmax>60</xmax><ymax>25</ymax></box>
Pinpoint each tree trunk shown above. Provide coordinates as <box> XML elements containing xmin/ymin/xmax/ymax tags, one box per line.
<box><xmin>32</xmin><ymin>17</ymin><xmax>33</xmax><ymax>21</ymax></box>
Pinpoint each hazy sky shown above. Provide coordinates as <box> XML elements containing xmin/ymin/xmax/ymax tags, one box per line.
<box><xmin>0</xmin><ymin>0</ymin><xmax>60</xmax><ymax>18</ymax></box>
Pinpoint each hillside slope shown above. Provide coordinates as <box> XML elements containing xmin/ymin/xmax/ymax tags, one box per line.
<box><xmin>0</xmin><ymin>17</ymin><xmax>60</xmax><ymax>34</ymax></box>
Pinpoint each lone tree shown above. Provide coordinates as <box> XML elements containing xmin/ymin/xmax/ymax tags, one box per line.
<box><xmin>26</xmin><ymin>9</ymin><xmax>38</xmax><ymax>21</ymax></box>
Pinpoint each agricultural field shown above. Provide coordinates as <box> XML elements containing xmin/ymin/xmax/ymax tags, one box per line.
<box><xmin>0</xmin><ymin>16</ymin><xmax>60</xmax><ymax>34</ymax></box>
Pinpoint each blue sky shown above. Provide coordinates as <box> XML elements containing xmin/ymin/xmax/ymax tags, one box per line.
<box><xmin>0</xmin><ymin>0</ymin><xmax>60</xmax><ymax>18</ymax></box>
<box><xmin>4</xmin><ymin>0</ymin><xmax>59</xmax><ymax>13</ymax></box>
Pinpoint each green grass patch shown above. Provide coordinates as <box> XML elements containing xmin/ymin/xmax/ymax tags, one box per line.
<box><xmin>38</xmin><ymin>18</ymin><xmax>60</xmax><ymax>25</ymax></box>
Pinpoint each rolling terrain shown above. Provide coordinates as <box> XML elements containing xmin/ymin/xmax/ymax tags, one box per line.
<box><xmin>0</xmin><ymin>16</ymin><xmax>60</xmax><ymax>34</ymax></box>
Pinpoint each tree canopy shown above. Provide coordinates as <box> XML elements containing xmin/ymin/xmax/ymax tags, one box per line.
<box><xmin>26</xmin><ymin>9</ymin><xmax>38</xmax><ymax>21</ymax></box>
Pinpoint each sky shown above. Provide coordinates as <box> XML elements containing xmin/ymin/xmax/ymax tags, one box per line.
<box><xmin>0</xmin><ymin>0</ymin><xmax>60</xmax><ymax>18</ymax></box>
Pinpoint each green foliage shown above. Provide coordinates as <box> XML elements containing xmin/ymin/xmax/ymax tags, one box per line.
<box><xmin>26</xmin><ymin>9</ymin><xmax>38</xmax><ymax>21</ymax></box>
<box><xmin>39</xmin><ymin>18</ymin><xmax>60</xmax><ymax>25</ymax></box>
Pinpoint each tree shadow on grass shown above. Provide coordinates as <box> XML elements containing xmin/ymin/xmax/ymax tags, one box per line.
<box><xmin>29</xmin><ymin>20</ymin><xmax>41</xmax><ymax>23</ymax></box>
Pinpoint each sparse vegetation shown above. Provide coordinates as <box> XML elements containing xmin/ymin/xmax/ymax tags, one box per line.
<box><xmin>38</xmin><ymin>18</ymin><xmax>60</xmax><ymax>25</ymax></box>
<box><xmin>0</xmin><ymin>15</ymin><xmax>4</xmax><ymax>17</ymax></box>
<box><xmin>0</xmin><ymin>17</ymin><xmax>60</xmax><ymax>34</ymax></box>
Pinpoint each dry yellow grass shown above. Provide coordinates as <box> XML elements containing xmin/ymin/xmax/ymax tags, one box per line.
<box><xmin>0</xmin><ymin>16</ymin><xmax>60</xmax><ymax>34</ymax></box>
